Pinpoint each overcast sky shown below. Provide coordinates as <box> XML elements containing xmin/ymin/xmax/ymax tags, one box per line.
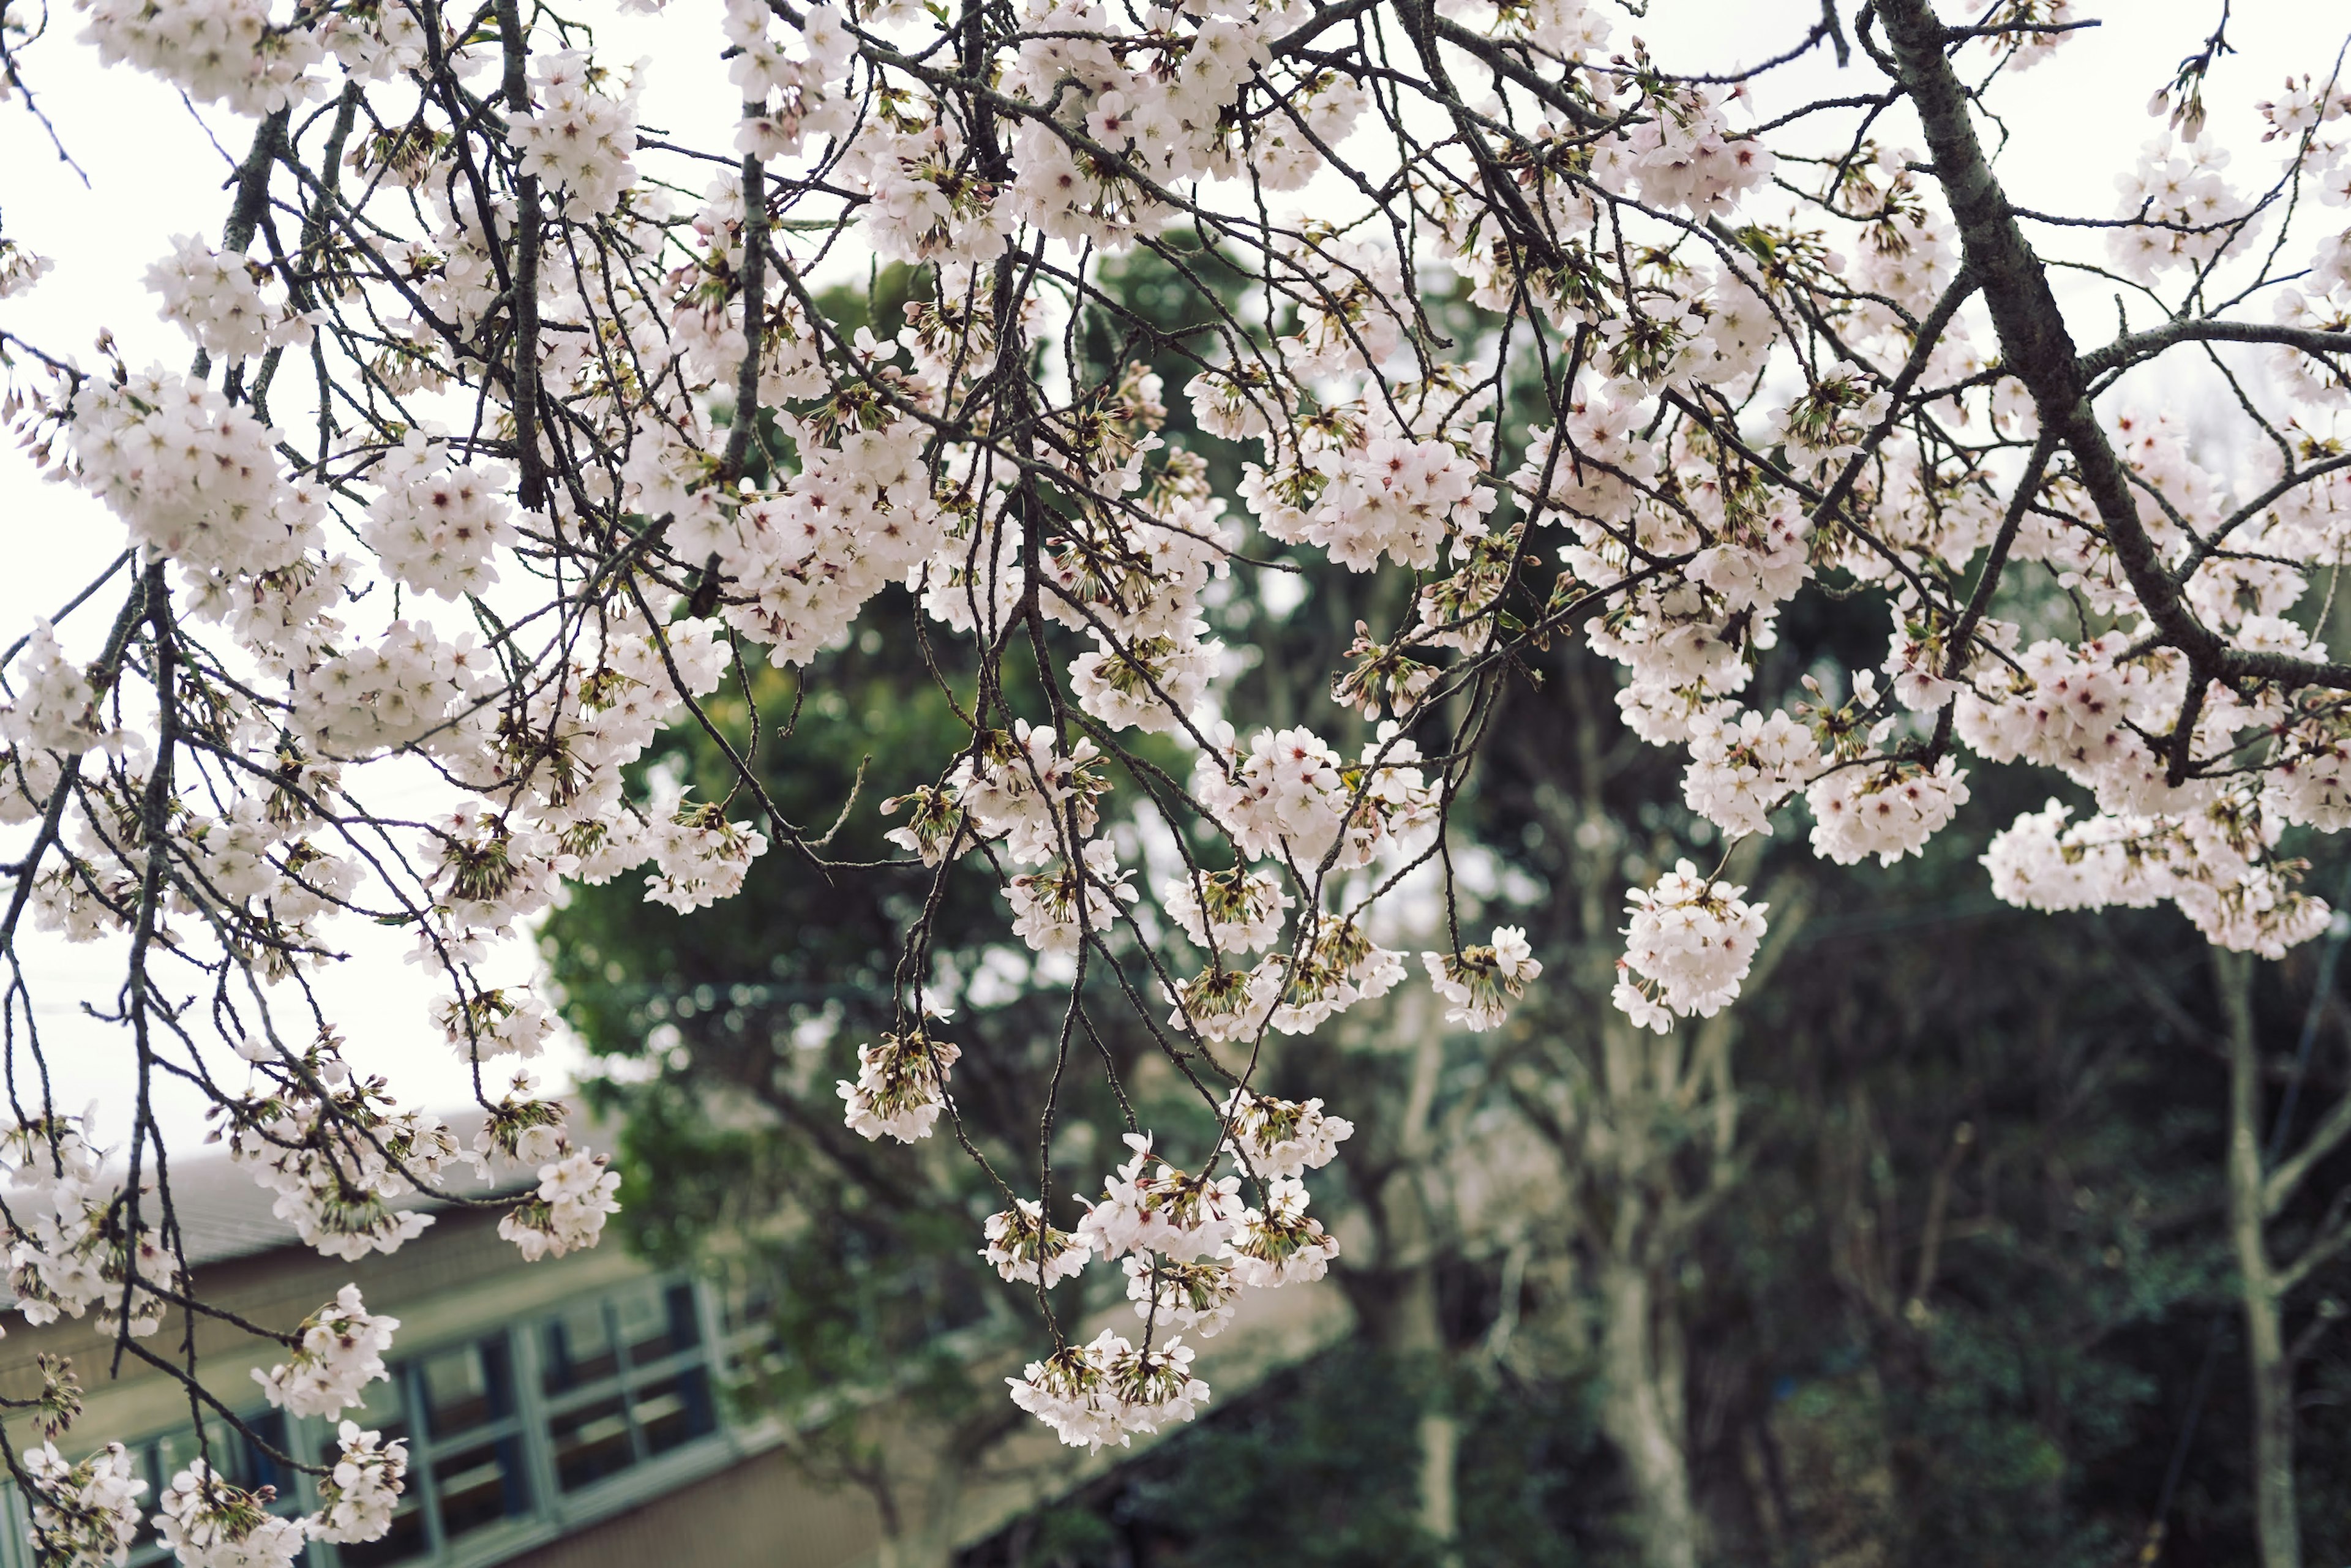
<box><xmin>0</xmin><ymin>1</ymin><xmax>2329</xmax><ymax>1147</ymax></box>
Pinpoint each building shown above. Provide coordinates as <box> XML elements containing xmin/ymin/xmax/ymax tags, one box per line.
<box><xmin>0</xmin><ymin>1141</ymin><xmax>1344</xmax><ymax>1568</ymax></box>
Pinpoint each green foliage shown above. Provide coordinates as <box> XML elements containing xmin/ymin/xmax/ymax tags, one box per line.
<box><xmin>964</xmin><ymin>1346</ymin><xmax>1626</xmax><ymax>1568</ymax></box>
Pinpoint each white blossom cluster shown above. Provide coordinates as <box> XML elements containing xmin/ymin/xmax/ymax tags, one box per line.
<box><xmin>156</xmin><ymin>1463</ymin><xmax>309</xmax><ymax>1567</ymax></box>
<box><xmin>722</xmin><ymin>0</ymin><xmax>855</xmax><ymax>167</ymax></box>
<box><xmin>636</xmin><ymin>413</ymin><xmax>948</xmax><ymax>670</ymax></box>
<box><xmin>24</xmin><ymin>1441</ymin><xmax>146</xmax><ymax>1566</ymax></box>
<box><xmin>309</xmin><ymin>1423</ymin><xmax>410</xmax><ymax>1545</ymax></box>
<box><xmin>1122</xmin><ymin>1253</ymin><xmax>1241</xmax><ymax>1338</ymax></box>
<box><xmin>514</xmin><ymin>51</ymin><xmax>640</xmax><ymax>218</ymax></box>
<box><xmin>1216</xmin><ymin>1089</ymin><xmax>1354</xmax><ymax>1180</ymax></box>
<box><xmin>1076</xmin><ymin>1134</ymin><xmax>1244</xmax><ymax>1262</ymax></box>
<box><xmin>1983</xmin><ymin>799</ymin><xmax>2331</xmax><ymax>959</ymax></box>
<box><xmin>1224</xmin><ymin>1177</ymin><xmax>1341</xmax><ymax>1289</ymax></box>
<box><xmin>2109</xmin><ymin>135</ymin><xmax>2257</xmax><ymax>282</ymax></box>
<box><xmin>223</xmin><ymin>1050</ymin><xmax>476</xmax><ymax>1261</ymax></box>
<box><xmin>253</xmin><ymin>1285</ymin><xmax>399</xmax><ymax>1417</ymax></box>
<box><xmin>357</xmin><ymin>434</ymin><xmax>516</xmax><ymax>601</ymax></box>
<box><xmin>498</xmin><ymin>1149</ymin><xmax>623</xmax><ymax>1261</ymax></box>
<box><xmin>1164</xmin><ymin>868</ymin><xmax>1293</xmax><ymax>957</ymax></box>
<box><xmin>1194</xmin><ymin>723</ymin><xmax>1439</xmax><ymax>871</ymax></box>
<box><xmin>434</xmin><ymin>987</ymin><xmax>557</xmax><ymax>1063</ymax></box>
<box><xmin>1681</xmin><ymin>708</ymin><xmax>1819</xmax><ymax>839</ymax></box>
<box><xmin>1806</xmin><ymin>760</ymin><xmax>1971</xmax><ymax>868</ymax></box>
<box><xmin>1615</xmin><ymin>863</ymin><xmax>1771</xmax><ymax>1033</ymax></box>
<box><xmin>0</xmin><ymin>235</ymin><xmax>53</xmax><ymax>299</ymax></box>
<box><xmin>26</xmin><ymin>1424</ymin><xmax>408</xmax><ymax>1564</ymax></box>
<box><xmin>144</xmin><ymin>234</ymin><xmax>311</xmax><ymax>362</ymax></box>
<box><xmin>0</xmin><ymin>621</ymin><xmax>107</xmax><ymax>759</ymax></box>
<box><xmin>1423</xmin><ymin>926</ymin><xmax>1544</xmax><ymax>1033</ymax></box>
<box><xmin>981</xmin><ymin>1198</ymin><xmax>1090</xmax><ymax>1288</ymax></box>
<box><xmin>642</xmin><ymin>790</ymin><xmax>770</xmax><ymax>913</ymax></box>
<box><xmin>838</xmin><ymin>1029</ymin><xmax>963</xmax><ymax>1143</ymax></box>
<box><xmin>994</xmin><ymin>1112</ymin><xmax>1346</xmax><ymax>1438</ymax></box>
<box><xmin>75</xmin><ymin>0</ymin><xmax>320</xmax><ymax>114</ymax></box>
<box><xmin>1008</xmin><ymin>1328</ymin><xmax>1210</xmax><ymax>1452</ymax></box>
<box><xmin>69</xmin><ymin>369</ymin><xmax>323</xmax><ymax>577</ymax></box>
<box><xmin>1</xmin><ymin>1117</ymin><xmax>180</xmax><ymax>1338</ymax></box>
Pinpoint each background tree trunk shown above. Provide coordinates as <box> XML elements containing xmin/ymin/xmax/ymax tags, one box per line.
<box><xmin>1330</xmin><ymin>985</ymin><xmax>1470</xmax><ymax>1561</ymax></box>
<box><xmin>2218</xmin><ymin>948</ymin><xmax>2301</xmax><ymax>1568</ymax></box>
<box><xmin>1596</xmin><ymin>1251</ymin><xmax>1701</xmax><ymax>1568</ymax></box>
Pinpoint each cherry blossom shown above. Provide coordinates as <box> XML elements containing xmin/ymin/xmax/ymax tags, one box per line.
<box><xmin>24</xmin><ymin>1440</ymin><xmax>146</xmax><ymax>1566</ymax></box>
<box><xmin>1216</xmin><ymin>1088</ymin><xmax>1354</xmax><ymax>1180</ymax></box>
<box><xmin>1423</xmin><ymin>926</ymin><xmax>1544</xmax><ymax>1033</ymax></box>
<box><xmin>981</xmin><ymin>1199</ymin><xmax>1089</xmax><ymax>1287</ymax></box>
<box><xmin>309</xmin><ymin>1424</ymin><xmax>408</xmax><ymax>1545</ymax></box>
<box><xmin>1615</xmin><ymin>863</ymin><xmax>1771</xmax><ymax>1031</ymax></box>
<box><xmin>12</xmin><ymin>0</ymin><xmax>2351</xmax><ymax>1463</ymax></box>
<box><xmin>253</xmin><ymin>1285</ymin><xmax>399</xmax><ymax>1418</ymax></box>
<box><xmin>838</xmin><ymin>1029</ymin><xmax>961</xmax><ymax>1142</ymax></box>
<box><xmin>155</xmin><ymin>1461</ymin><xmax>307</xmax><ymax>1567</ymax></box>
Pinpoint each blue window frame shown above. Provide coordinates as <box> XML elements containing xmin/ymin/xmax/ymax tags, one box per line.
<box><xmin>538</xmin><ymin>1281</ymin><xmax>718</xmax><ymax>1495</ymax></box>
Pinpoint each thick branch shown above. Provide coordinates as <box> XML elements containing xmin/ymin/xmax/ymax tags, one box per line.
<box><xmin>2265</xmin><ymin>1090</ymin><xmax>2351</xmax><ymax>1218</ymax></box>
<box><xmin>721</xmin><ymin>145</ymin><xmax>768</xmax><ymax>484</ymax></box>
<box><xmin>2083</xmin><ymin>318</ymin><xmax>2351</xmax><ymax>380</ymax></box>
<box><xmin>1877</xmin><ymin>0</ymin><xmax>2215</xmax><ymax>662</ymax></box>
<box><xmin>1881</xmin><ymin>0</ymin><xmax>2351</xmax><ymax>699</ymax></box>
<box><xmin>495</xmin><ymin>0</ymin><xmax>547</xmax><ymax>510</ymax></box>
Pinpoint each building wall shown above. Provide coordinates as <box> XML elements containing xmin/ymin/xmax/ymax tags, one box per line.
<box><xmin>502</xmin><ymin>1448</ymin><xmax>879</xmax><ymax>1568</ymax></box>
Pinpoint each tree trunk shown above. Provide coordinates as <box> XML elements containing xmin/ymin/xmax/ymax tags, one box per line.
<box><xmin>1419</xmin><ymin>1408</ymin><xmax>1461</xmax><ymax>1548</ymax></box>
<box><xmin>1371</xmin><ymin>1247</ymin><xmax>1460</xmax><ymax>1557</ymax></box>
<box><xmin>874</xmin><ymin>1495</ymin><xmax>963</xmax><ymax>1568</ymax></box>
<box><xmin>1394</xmin><ymin>992</ymin><xmax>1464</xmax><ymax>1560</ymax></box>
<box><xmin>863</xmin><ymin>1436</ymin><xmax>967</xmax><ymax>1568</ymax></box>
<box><xmin>1596</xmin><ymin>1253</ymin><xmax>1700</xmax><ymax>1568</ymax></box>
<box><xmin>1334</xmin><ymin>988</ymin><xmax>1465</xmax><ymax>1560</ymax></box>
<box><xmin>2218</xmin><ymin>948</ymin><xmax>2300</xmax><ymax>1568</ymax></box>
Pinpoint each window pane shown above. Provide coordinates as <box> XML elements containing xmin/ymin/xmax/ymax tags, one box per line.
<box><xmin>242</xmin><ymin>1411</ymin><xmax>294</xmax><ymax>1498</ymax></box>
<box><xmin>548</xmin><ymin>1394</ymin><xmax>636</xmax><ymax>1491</ymax></box>
<box><xmin>633</xmin><ymin>1367</ymin><xmax>717</xmax><ymax>1456</ymax></box>
<box><xmin>421</xmin><ymin>1337</ymin><xmax>514</xmax><ymax>1439</ymax></box>
<box><xmin>621</xmin><ymin>1284</ymin><xmax>701</xmax><ymax>1366</ymax></box>
<box><xmin>541</xmin><ymin>1302</ymin><xmax>620</xmax><ymax>1395</ymax></box>
<box><xmin>432</xmin><ymin>1435</ymin><xmax>533</xmax><ymax>1542</ymax></box>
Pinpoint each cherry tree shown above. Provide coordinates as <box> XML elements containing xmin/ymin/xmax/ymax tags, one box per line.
<box><xmin>2</xmin><ymin>0</ymin><xmax>2350</xmax><ymax>1561</ymax></box>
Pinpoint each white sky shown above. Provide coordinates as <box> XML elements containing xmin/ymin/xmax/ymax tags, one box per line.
<box><xmin>0</xmin><ymin>0</ymin><xmax>2332</xmax><ymax>1146</ymax></box>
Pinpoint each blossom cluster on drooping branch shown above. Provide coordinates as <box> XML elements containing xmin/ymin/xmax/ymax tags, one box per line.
<box><xmin>2</xmin><ymin>0</ymin><xmax>2351</xmax><ymax>1517</ymax></box>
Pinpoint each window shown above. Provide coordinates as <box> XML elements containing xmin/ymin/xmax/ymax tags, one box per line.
<box><xmin>337</xmin><ymin>1332</ymin><xmax>536</xmax><ymax>1567</ymax></box>
<box><xmin>538</xmin><ymin>1282</ymin><xmax>718</xmax><ymax>1494</ymax></box>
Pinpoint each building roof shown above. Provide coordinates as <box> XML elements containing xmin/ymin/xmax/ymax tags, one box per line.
<box><xmin>120</xmin><ymin>1105</ymin><xmax>563</xmax><ymax>1270</ymax></box>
